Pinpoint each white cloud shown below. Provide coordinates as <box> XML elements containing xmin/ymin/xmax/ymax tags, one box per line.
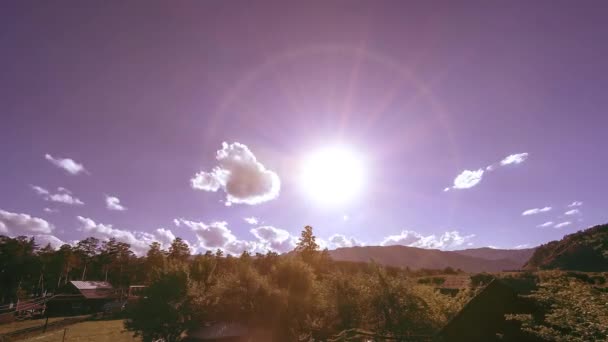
<box><xmin>31</xmin><ymin>185</ymin><xmax>84</xmax><ymax>205</ymax></box>
<box><xmin>568</xmin><ymin>201</ymin><xmax>583</xmax><ymax>207</ymax></box>
<box><xmin>381</xmin><ymin>230</ymin><xmax>475</xmax><ymax>250</ymax></box>
<box><xmin>43</xmin><ymin>208</ymin><xmax>58</xmax><ymax>213</ymax></box>
<box><xmin>564</xmin><ymin>209</ymin><xmax>580</xmax><ymax>215</ymax></box>
<box><xmin>45</xmin><ymin>154</ymin><xmax>86</xmax><ymax>175</ymax></box>
<box><xmin>244</xmin><ymin>217</ymin><xmax>259</xmax><ymax>225</ymax></box>
<box><xmin>34</xmin><ymin>234</ymin><xmax>66</xmax><ymax>249</ymax></box>
<box><xmin>0</xmin><ymin>209</ymin><xmax>54</xmax><ymax>234</ymax></box>
<box><xmin>522</xmin><ymin>206</ymin><xmax>552</xmax><ymax>216</ymax></box>
<box><xmin>500</xmin><ymin>153</ymin><xmax>529</xmax><ymax>166</ymax></box>
<box><xmin>514</xmin><ymin>244</ymin><xmax>529</xmax><ymax>249</ymax></box>
<box><xmin>453</xmin><ymin>169</ymin><xmax>484</xmax><ymax>189</ymax></box>
<box><xmin>76</xmin><ymin>216</ymin><xmax>174</xmax><ymax>255</ymax></box>
<box><xmin>554</xmin><ymin>221</ymin><xmax>571</xmax><ymax>228</ymax></box>
<box><xmin>537</xmin><ymin>221</ymin><xmax>554</xmax><ymax>228</ymax></box>
<box><xmin>155</xmin><ymin>228</ymin><xmax>176</xmax><ymax>248</ymax></box>
<box><xmin>446</xmin><ymin>152</ymin><xmax>529</xmax><ymax>191</ymax></box>
<box><xmin>191</xmin><ymin>142</ymin><xmax>280</xmax><ymax>205</ymax></box>
<box><xmin>105</xmin><ymin>195</ymin><xmax>126</xmax><ymax>211</ymax></box>
<box><xmin>250</xmin><ymin>226</ymin><xmax>297</xmax><ymax>253</ymax></box>
<box><xmin>328</xmin><ymin>234</ymin><xmax>363</xmax><ymax>249</ymax></box>
<box><xmin>175</xmin><ymin>219</ymin><xmax>236</xmax><ymax>249</ymax></box>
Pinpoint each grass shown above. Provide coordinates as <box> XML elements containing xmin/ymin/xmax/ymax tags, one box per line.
<box><xmin>21</xmin><ymin>320</ymin><xmax>140</xmax><ymax>342</ymax></box>
<box><xmin>0</xmin><ymin>317</ymin><xmax>67</xmax><ymax>334</ymax></box>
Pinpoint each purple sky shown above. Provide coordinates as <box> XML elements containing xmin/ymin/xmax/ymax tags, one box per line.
<box><xmin>1</xmin><ymin>1</ymin><xmax>607</xmax><ymax>254</ymax></box>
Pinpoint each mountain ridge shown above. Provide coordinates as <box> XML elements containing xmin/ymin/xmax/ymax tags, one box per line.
<box><xmin>327</xmin><ymin>245</ymin><xmax>536</xmax><ymax>273</ymax></box>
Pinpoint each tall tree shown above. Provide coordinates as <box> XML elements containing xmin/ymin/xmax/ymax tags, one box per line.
<box><xmin>168</xmin><ymin>238</ymin><xmax>190</xmax><ymax>262</ymax></box>
<box><xmin>295</xmin><ymin>225</ymin><xmax>319</xmax><ymax>263</ymax></box>
<box><xmin>76</xmin><ymin>237</ymin><xmax>100</xmax><ymax>280</ymax></box>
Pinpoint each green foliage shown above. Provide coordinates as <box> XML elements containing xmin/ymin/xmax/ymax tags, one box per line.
<box><xmin>512</xmin><ymin>271</ymin><xmax>608</xmax><ymax>341</ymax></box>
<box><xmin>295</xmin><ymin>225</ymin><xmax>320</xmax><ymax>263</ymax></box>
<box><xmin>124</xmin><ymin>270</ymin><xmax>191</xmax><ymax>342</ymax></box>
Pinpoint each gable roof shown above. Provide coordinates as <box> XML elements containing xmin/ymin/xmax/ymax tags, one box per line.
<box><xmin>69</xmin><ymin>281</ymin><xmax>113</xmax><ymax>290</ymax></box>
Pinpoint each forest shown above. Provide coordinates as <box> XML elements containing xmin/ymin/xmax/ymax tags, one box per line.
<box><xmin>1</xmin><ymin>226</ymin><xmax>607</xmax><ymax>341</ymax></box>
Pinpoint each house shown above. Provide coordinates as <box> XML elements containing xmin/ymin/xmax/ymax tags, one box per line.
<box><xmin>436</xmin><ymin>279</ymin><xmax>541</xmax><ymax>341</ymax></box>
<box><xmin>47</xmin><ymin>281</ymin><xmax>117</xmax><ymax>316</ymax></box>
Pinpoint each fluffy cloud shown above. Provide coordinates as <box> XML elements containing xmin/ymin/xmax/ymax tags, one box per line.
<box><xmin>43</xmin><ymin>208</ymin><xmax>59</xmax><ymax>213</ymax></box>
<box><xmin>244</xmin><ymin>217</ymin><xmax>259</xmax><ymax>225</ymax></box>
<box><xmin>175</xmin><ymin>219</ymin><xmax>237</xmax><ymax>250</ymax></box>
<box><xmin>500</xmin><ymin>153</ymin><xmax>529</xmax><ymax>166</ymax></box>
<box><xmin>381</xmin><ymin>230</ymin><xmax>474</xmax><ymax>250</ymax></box>
<box><xmin>537</xmin><ymin>221</ymin><xmax>554</xmax><ymax>228</ymax></box>
<box><xmin>564</xmin><ymin>209</ymin><xmax>580</xmax><ymax>215</ymax></box>
<box><xmin>568</xmin><ymin>201</ymin><xmax>583</xmax><ymax>207</ymax></box>
<box><xmin>45</xmin><ymin>154</ymin><xmax>86</xmax><ymax>175</ymax></box>
<box><xmin>250</xmin><ymin>226</ymin><xmax>297</xmax><ymax>253</ymax></box>
<box><xmin>31</xmin><ymin>185</ymin><xmax>84</xmax><ymax>205</ymax></box>
<box><xmin>77</xmin><ymin>216</ymin><xmax>173</xmax><ymax>255</ymax></box>
<box><xmin>0</xmin><ymin>209</ymin><xmax>54</xmax><ymax>234</ymax></box>
<box><xmin>453</xmin><ymin>169</ymin><xmax>484</xmax><ymax>189</ymax></box>
<box><xmin>33</xmin><ymin>234</ymin><xmax>66</xmax><ymax>249</ymax></box>
<box><xmin>328</xmin><ymin>234</ymin><xmax>363</xmax><ymax>249</ymax></box>
<box><xmin>191</xmin><ymin>142</ymin><xmax>280</xmax><ymax>205</ymax></box>
<box><xmin>446</xmin><ymin>152</ymin><xmax>528</xmax><ymax>191</ymax></box>
<box><xmin>105</xmin><ymin>195</ymin><xmax>126</xmax><ymax>211</ymax></box>
<box><xmin>554</xmin><ymin>221</ymin><xmax>571</xmax><ymax>228</ymax></box>
<box><xmin>522</xmin><ymin>206</ymin><xmax>552</xmax><ymax>216</ymax></box>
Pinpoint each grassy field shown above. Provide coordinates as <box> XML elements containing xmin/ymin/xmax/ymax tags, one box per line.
<box><xmin>21</xmin><ymin>320</ymin><xmax>139</xmax><ymax>342</ymax></box>
<box><xmin>0</xmin><ymin>317</ymin><xmax>69</xmax><ymax>335</ymax></box>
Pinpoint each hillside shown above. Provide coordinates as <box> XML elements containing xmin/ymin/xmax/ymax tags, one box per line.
<box><xmin>328</xmin><ymin>245</ymin><xmax>534</xmax><ymax>273</ymax></box>
<box><xmin>452</xmin><ymin>247</ymin><xmax>536</xmax><ymax>265</ymax></box>
<box><xmin>524</xmin><ymin>223</ymin><xmax>608</xmax><ymax>271</ymax></box>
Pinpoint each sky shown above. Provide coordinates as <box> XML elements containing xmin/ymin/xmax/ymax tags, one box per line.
<box><xmin>1</xmin><ymin>1</ymin><xmax>607</xmax><ymax>255</ymax></box>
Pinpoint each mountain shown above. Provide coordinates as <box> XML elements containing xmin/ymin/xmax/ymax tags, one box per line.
<box><xmin>452</xmin><ymin>247</ymin><xmax>536</xmax><ymax>266</ymax></box>
<box><xmin>524</xmin><ymin>223</ymin><xmax>608</xmax><ymax>271</ymax></box>
<box><xmin>328</xmin><ymin>245</ymin><xmax>535</xmax><ymax>273</ymax></box>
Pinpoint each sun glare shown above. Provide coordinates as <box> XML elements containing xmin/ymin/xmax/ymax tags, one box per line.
<box><xmin>300</xmin><ymin>146</ymin><xmax>365</xmax><ymax>206</ymax></box>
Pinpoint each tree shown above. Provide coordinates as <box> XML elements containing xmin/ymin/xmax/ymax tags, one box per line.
<box><xmin>145</xmin><ymin>242</ymin><xmax>166</xmax><ymax>282</ymax></box>
<box><xmin>168</xmin><ymin>238</ymin><xmax>190</xmax><ymax>262</ymax></box>
<box><xmin>75</xmin><ymin>237</ymin><xmax>100</xmax><ymax>280</ymax></box>
<box><xmin>295</xmin><ymin>225</ymin><xmax>319</xmax><ymax>263</ymax></box>
<box><xmin>125</xmin><ymin>270</ymin><xmax>190</xmax><ymax>342</ymax></box>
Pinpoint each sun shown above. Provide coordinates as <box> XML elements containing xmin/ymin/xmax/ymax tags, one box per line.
<box><xmin>300</xmin><ymin>146</ymin><xmax>365</xmax><ymax>206</ymax></box>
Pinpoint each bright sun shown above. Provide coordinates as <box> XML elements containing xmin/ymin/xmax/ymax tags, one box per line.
<box><xmin>300</xmin><ymin>146</ymin><xmax>365</xmax><ymax>206</ymax></box>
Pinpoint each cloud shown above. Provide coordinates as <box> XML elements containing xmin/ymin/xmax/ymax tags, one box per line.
<box><xmin>514</xmin><ymin>244</ymin><xmax>530</xmax><ymax>249</ymax></box>
<box><xmin>191</xmin><ymin>142</ymin><xmax>280</xmax><ymax>205</ymax></box>
<box><xmin>0</xmin><ymin>209</ymin><xmax>54</xmax><ymax>234</ymax></box>
<box><xmin>554</xmin><ymin>221</ymin><xmax>571</xmax><ymax>228</ymax></box>
<box><xmin>328</xmin><ymin>234</ymin><xmax>363</xmax><ymax>249</ymax></box>
<box><xmin>31</xmin><ymin>185</ymin><xmax>84</xmax><ymax>205</ymax></box>
<box><xmin>522</xmin><ymin>207</ymin><xmax>552</xmax><ymax>216</ymax></box>
<box><xmin>537</xmin><ymin>221</ymin><xmax>554</xmax><ymax>228</ymax></box>
<box><xmin>250</xmin><ymin>226</ymin><xmax>297</xmax><ymax>253</ymax></box>
<box><xmin>244</xmin><ymin>217</ymin><xmax>259</xmax><ymax>225</ymax></box>
<box><xmin>500</xmin><ymin>153</ymin><xmax>529</xmax><ymax>166</ymax></box>
<box><xmin>453</xmin><ymin>169</ymin><xmax>484</xmax><ymax>189</ymax></box>
<box><xmin>43</xmin><ymin>208</ymin><xmax>59</xmax><ymax>213</ymax></box>
<box><xmin>155</xmin><ymin>228</ymin><xmax>176</xmax><ymax>248</ymax></box>
<box><xmin>568</xmin><ymin>201</ymin><xmax>583</xmax><ymax>207</ymax></box>
<box><xmin>175</xmin><ymin>219</ymin><xmax>237</xmax><ymax>250</ymax></box>
<box><xmin>564</xmin><ymin>209</ymin><xmax>580</xmax><ymax>215</ymax></box>
<box><xmin>381</xmin><ymin>230</ymin><xmax>475</xmax><ymax>250</ymax></box>
<box><xmin>446</xmin><ymin>152</ymin><xmax>529</xmax><ymax>191</ymax></box>
<box><xmin>105</xmin><ymin>195</ymin><xmax>126</xmax><ymax>211</ymax></box>
<box><xmin>33</xmin><ymin>234</ymin><xmax>66</xmax><ymax>249</ymax></box>
<box><xmin>45</xmin><ymin>154</ymin><xmax>86</xmax><ymax>175</ymax></box>
<box><xmin>76</xmin><ymin>216</ymin><xmax>173</xmax><ymax>255</ymax></box>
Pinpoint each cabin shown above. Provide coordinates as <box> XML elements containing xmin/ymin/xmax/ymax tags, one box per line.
<box><xmin>47</xmin><ymin>281</ymin><xmax>117</xmax><ymax>316</ymax></box>
<box><xmin>436</xmin><ymin>279</ymin><xmax>541</xmax><ymax>341</ymax></box>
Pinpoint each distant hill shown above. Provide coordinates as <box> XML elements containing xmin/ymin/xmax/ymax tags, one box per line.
<box><xmin>328</xmin><ymin>245</ymin><xmax>536</xmax><ymax>273</ymax></box>
<box><xmin>524</xmin><ymin>223</ymin><xmax>608</xmax><ymax>271</ymax></box>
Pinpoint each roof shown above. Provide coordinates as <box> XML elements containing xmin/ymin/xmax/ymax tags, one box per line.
<box><xmin>68</xmin><ymin>281</ymin><xmax>116</xmax><ymax>299</ymax></box>
<box><xmin>69</xmin><ymin>281</ymin><xmax>113</xmax><ymax>290</ymax></box>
